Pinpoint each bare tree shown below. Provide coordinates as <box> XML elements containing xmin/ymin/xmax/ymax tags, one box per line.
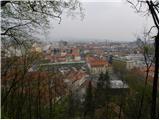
<box><xmin>127</xmin><ymin>0</ymin><xmax>159</xmax><ymax>118</ymax></box>
<box><xmin>136</xmin><ymin>31</ymin><xmax>155</xmax><ymax>118</ymax></box>
<box><xmin>1</xmin><ymin>1</ymin><xmax>84</xmax><ymax>118</ymax></box>
<box><xmin>1</xmin><ymin>0</ymin><xmax>84</xmax><ymax>37</ymax></box>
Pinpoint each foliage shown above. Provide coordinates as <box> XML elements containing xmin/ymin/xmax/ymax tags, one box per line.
<box><xmin>112</xmin><ymin>61</ymin><xmax>153</xmax><ymax>118</ymax></box>
<box><xmin>83</xmin><ymin>81</ymin><xmax>95</xmax><ymax>118</ymax></box>
<box><xmin>1</xmin><ymin>1</ymin><xmax>84</xmax><ymax>119</ymax></box>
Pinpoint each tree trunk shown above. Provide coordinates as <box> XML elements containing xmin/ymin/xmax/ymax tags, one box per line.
<box><xmin>151</xmin><ymin>33</ymin><xmax>159</xmax><ymax>118</ymax></box>
<box><xmin>138</xmin><ymin>68</ymin><xmax>149</xmax><ymax>118</ymax></box>
<box><xmin>146</xmin><ymin>1</ymin><xmax>159</xmax><ymax>118</ymax></box>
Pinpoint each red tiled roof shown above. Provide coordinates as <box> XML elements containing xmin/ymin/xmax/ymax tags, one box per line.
<box><xmin>72</xmin><ymin>53</ymin><xmax>80</xmax><ymax>56</ymax></box>
<box><xmin>65</xmin><ymin>70</ymin><xmax>87</xmax><ymax>82</ymax></box>
<box><xmin>86</xmin><ymin>56</ymin><xmax>96</xmax><ymax>62</ymax></box>
<box><xmin>90</xmin><ymin>60</ymin><xmax>107</xmax><ymax>67</ymax></box>
<box><xmin>86</xmin><ymin>56</ymin><xmax>109</xmax><ymax>67</ymax></box>
<box><xmin>89</xmin><ymin>60</ymin><xmax>108</xmax><ymax>67</ymax></box>
<box><xmin>27</xmin><ymin>72</ymin><xmax>48</xmax><ymax>79</ymax></box>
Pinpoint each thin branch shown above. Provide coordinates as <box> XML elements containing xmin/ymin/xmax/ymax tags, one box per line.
<box><xmin>1</xmin><ymin>21</ymin><xmax>32</xmax><ymax>36</ymax></box>
<box><xmin>127</xmin><ymin>0</ymin><xmax>145</xmax><ymax>12</ymax></box>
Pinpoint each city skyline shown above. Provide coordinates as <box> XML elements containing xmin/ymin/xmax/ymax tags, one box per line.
<box><xmin>1</xmin><ymin>0</ymin><xmax>158</xmax><ymax>119</ymax></box>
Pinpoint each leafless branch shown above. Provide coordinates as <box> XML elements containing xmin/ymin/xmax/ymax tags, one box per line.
<box><xmin>1</xmin><ymin>21</ymin><xmax>32</xmax><ymax>36</ymax></box>
<box><xmin>147</xmin><ymin>26</ymin><xmax>156</xmax><ymax>35</ymax></box>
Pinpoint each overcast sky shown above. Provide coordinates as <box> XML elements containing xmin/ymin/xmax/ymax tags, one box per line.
<box><xmin>43</xmin><ymin>1</ymin><xmax>153</xmax><ymax>42</ymax></box>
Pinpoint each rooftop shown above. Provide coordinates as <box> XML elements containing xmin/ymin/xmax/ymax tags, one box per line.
<box><xmin>40</xmin><ymin>61</ymin><xmax>85</xmax><ymax>66</ymax></box>
<box><xmin>90</xmin><ymin>60</ymin><xmax>108</xmax><ymax>67</ymax></box>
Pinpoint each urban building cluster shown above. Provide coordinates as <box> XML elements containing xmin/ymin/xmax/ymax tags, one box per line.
<box><xmin>2</xmin><ymin>40</ymin><xmax>155</xmax><ymax>101</ymax></box>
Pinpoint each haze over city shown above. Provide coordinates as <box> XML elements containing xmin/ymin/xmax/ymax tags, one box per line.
<box><xmin>1</xmin><ymin>0</ymin><xmax>158</xmax><ymax>119</ymax></box>
<box><xmin>41</xmin><ymin>1</ymin><xmax>154</xmax><ymax>42</ymax></box>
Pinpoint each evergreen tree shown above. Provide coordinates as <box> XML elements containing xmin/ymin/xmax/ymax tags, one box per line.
<box><xmin>83</xmin><ymin>81</ymin><xmax>94</xmax><ymax>118</ymax></box>
<box><xmin>67</xmin><ymin>91</ymin><xmax>75</xmax><ymax>118</ymax></box>
<box><xmin>104</xmin><ymin>70</ymin><xmax>110</xmax><ymax>118</ymax></box>
<box><xmin>104</xmin><ymin>70</ymin><xmax>110</xmax><ymax>88</ymax></box>
<box><xmin>97</xmin><ymin>72</ymin><xmax>104</xmax><ymax>89</ymax></box>
<box><xmin>95</xmin><ymin>71</ymin><xmax>111</xmax><ymax>118</ymax></box>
